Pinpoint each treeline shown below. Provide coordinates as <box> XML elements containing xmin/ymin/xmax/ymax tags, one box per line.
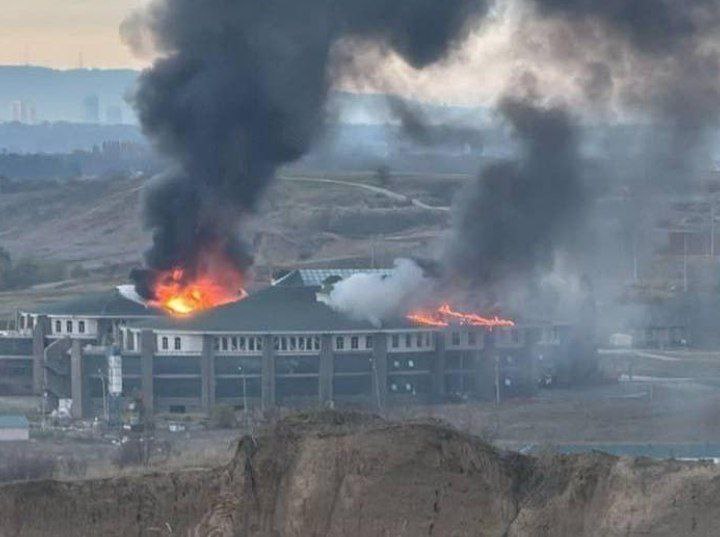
<box><xmin>0</xmin><ymin>153</ymin><xmax>80</xmax><ymax>181</ymax></box>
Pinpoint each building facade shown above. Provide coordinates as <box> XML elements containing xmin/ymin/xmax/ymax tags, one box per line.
<box><xmin>1</xmin><ymin>271</ymin><xmax>575</xmax><ymax>418</ymax></box>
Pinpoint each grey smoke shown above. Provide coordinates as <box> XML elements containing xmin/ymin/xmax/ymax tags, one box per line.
<box><xmin>445</xmin><ymin>96</ymin><xmax>584</xmax><ymax>293</ymax></box>
<box><xmin>326</xmin><ymin>259</ymin><xmax>431</xmax><ymax>327</ymax></box>
<box><xmin>125</xmin><ymin>0</ymin><xmax>489</xmax><ymax>297</ymax></box>
<box><xmin>386</xmin><ymin>95</ymin><xmax>483</xmax><ymax>149</ymax></box>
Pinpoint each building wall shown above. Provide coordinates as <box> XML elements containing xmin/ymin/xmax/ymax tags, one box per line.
<box><xmin>75</xmin><ymin>324</ymin><xmax>576</xmax><ymax>417</ymax></box>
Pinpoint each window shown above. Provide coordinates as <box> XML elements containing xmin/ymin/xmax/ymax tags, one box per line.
<box><xmin>290</xmin><ymin>337</ymin><xmax>297</xmax><ymax>351</ymax></box>
<box><xmin>239</xmin><ymin>337</ymin><xmax>246</xmax><ymax>351</ymax></box>
<box><xmin>451</xmin><ymin>332</ymin><xmax>461</xmax><ymax>346</ymax></box>
<box><xmin>405</xmin><ymin>334</ymin><xmax>412</xmax><ymax>348</ymax></box>
<box><xmin>174</xmin><ymin>337</ymin><xmax>182</xmax><ymax>351</ymax></box>
<box><xmin>351</xmin><ymin>336</ymin><xmax>359</xmax><ymax>350</ymax></box>
<box><xmin>281</xmin><ymin>337</ymin><xmax>288</xmax><ymax>351</ymax></box>
<box><xmin>256</xmin><ymin>337</ymin><xmax>263</xmax><ymax>351</ymax></box>
<box><xmin>425</xmin><ymin>333</ymin><xmax>431</xmax><ymax>347</ymax></box>
<box><xmin>298</xmin><ymin>337</ymin><xmax>306</xmax><ymax>351</ymax></box>
<box><xmin>314</xmin><ymin>337</ymin><xmax>321</xmax><ymax>351</ymax></box>
<box><xmin>65</xmin><ymin>320</ymin><xmax>73</xmax><ymax>333</ymax></box>
<box><xmin>365</xmin><ymin>335</ymin><xmax>373</xmax><ymax>349</ymax></box>
<box><xmin>221</xmin><ymin>337</ymin><xmax>228</xmax><ymax>351</ymax></box>
<box><xmin>249</xmin><ymin>338</ymin><xmax>255</xmax><ymax>351</ymax></box>
<box><xmin>19</xmin><ymin>316</ymin><xmax>25</xmax><ymax>329</ymax></box>
<box><xmin>231</xmin><ymin>337</ymin><xmax>238</xmax><ymax>351</ymax></box>
<box><xmin>468</xmin><ymin>331</ymin><xmax>476</xmax><ymax>346</ymax></box>
<box><xmin>416</xmin><ymin>334</ymin><xmax>423</xmax><ymax>347</ymax></box>
<box><xmin>78</xmin><ymin>320</ymin><xmax>85</xmax><ymax>334</ymax></box>
<box><xmin>336</xmin><ymin>337</ymin><xmax>345</xmax><ymax>350</ymax></box>
<box><xmin>161</xmin><ymin>337</ymin><xmax>169</xmax><ymax>350</ymax></box>
<box><xmin>28</xmin><ymin>317</ymin><xmax>34</xmax><ymax>329</ymax></box>
<box><xmin>391</xmin><ymin>334</ymin><xmax>399</xmax><ymax>348</ymax></box>
<box><xmin>213</xmin><ymin>337</ymin><xmax>220</xmax><ymax>351</ymax></box>
<box><xmin>126</xmin><ymin>331</ymin><xmax>135</xmax><ymax>351</ymax></box>
<box><xmin>55</xmin><ymin>320</ymin><xmax>61</xmax><ymax>333</ymax></box>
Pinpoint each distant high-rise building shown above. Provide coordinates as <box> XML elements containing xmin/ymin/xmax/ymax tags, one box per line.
<box><xmin>10</xmin><ymin>100</ymin><xmax>37</xmax><ymax>124</ymax></box>
<box><xmin>11</xmin><ymin>101</ymin><xmax>22</xmax><ymax>122</ymax></box>
<box><xmin>105</xmin><ymin>105</ymin><xmax>123</xmax><ymax>125</ymax></box>
<box><xmin>82</xmin><ymin>94</ymin><xmax>100</xmax><ymax>123</ymax></box>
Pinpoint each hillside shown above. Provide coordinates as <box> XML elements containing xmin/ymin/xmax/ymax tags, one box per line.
<box><xmin>1</xmin><ymin>412</ymin><xmax>718</xmax><ymax>536</ymax></box>
<box><xmin>0</xmin><ymin>171</ymin><xmax>458</xmax><ymax>315</ymax></box>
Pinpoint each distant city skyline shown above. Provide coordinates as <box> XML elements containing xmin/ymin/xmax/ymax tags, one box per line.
<box><xmin>1</xmin><ymin>0</ymin><xmax>149</xmax><ymax>69</ymax></box>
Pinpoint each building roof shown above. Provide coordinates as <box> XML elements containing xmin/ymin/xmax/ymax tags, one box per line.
<box><xmin>0</xmin><ymin>415</ymin><xmax>29</xmax><ymax>429</ymax></box>
<box><xmin>0</xmin><ymin>337</ymin><xmax>33</xmax><ymax>356</ymax></box>
<box><xmin>273</xmin><ymin>268</ymin><xmax>393</xmax><ymax>288</ymax></box>
<box><xmin>30</xmin><ymin>289</ymin><xmax>162</xmax><ymax>318</ymax></box>
<box><xmin>131</xmin><ymin>285</ymin><xmax>415</xmax><ymax>333</ymax></box>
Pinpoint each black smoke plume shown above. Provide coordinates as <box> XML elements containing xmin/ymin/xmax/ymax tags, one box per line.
<box><xmin>126</xmin><ymin>0</ymin><xmax>488</xmax><ymax>297</ymax></box>
<box><xmin>445</xmin><ymin>97</ymin><xmax>584</xmax><ymax>292</ymax></box>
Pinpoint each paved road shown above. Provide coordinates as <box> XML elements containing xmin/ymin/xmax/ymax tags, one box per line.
<box><xmin>280</xmin><ymin>175</ymin><xmax>451</xmax><ymax>212</ymax></box>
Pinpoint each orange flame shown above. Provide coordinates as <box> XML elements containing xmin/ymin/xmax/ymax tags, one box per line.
<box><xmin>150</xmin><ymin>251</ymin><xmax>247</xmax><ymax>316</ymax></box>
<box><xmin>407</xmin><ymin>303</ymin><xmax>515</xmax><ymax>329</ymax></box>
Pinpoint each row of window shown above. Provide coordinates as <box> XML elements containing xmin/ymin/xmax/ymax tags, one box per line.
<box><xmin>161</xmin><ymin>336</ymin><xmax>183</xmax><ymax>351</ymax></box>
<box><xmin>389</xmin><ymin>332</ymin><xmax>433</xmax><ymax>350</ymax></box>
<box><xmin>54</xmin><ymin>319</ymin><xmax>86</xmax><ymax>335</ymax></box>
<box><xmin>274</xmin><ymin>336</ymin><xmax>321</xmax><ymax>352</ymax></box>
<box><xmin>335</xmin><ymin>335</ymin><xmax>373</xmax><ymax>351</ymax></box>
<box><xmin>18</xmin><ymin>315</ymin><xmax>34</xmax><ymax>330</ymax></box>
<box><xmin>214</xmin><ymin>336</ymin><xmax>264</xmax><ymax>353</ymax></box>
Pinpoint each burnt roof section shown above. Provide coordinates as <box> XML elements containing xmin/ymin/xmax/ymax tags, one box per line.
<box><xmin>131</xmin><ymin>285</ymin><xmax>416</xmax><ymax>333</ymax></box>
<box><xmin>31</xmin><ymin>289</ymin><xmax>162</xmax><ymax>318</ymax></box>
<box><xmin>0</xmin><ymin>337</ymin><xmax>33</xmax><ymax>356</ymax></box>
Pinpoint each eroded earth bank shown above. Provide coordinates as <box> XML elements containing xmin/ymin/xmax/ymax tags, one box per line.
<box><xmin>1</xmin><ymin>412</ymin><xmax>719</xmax><ymax>537</ymax></box>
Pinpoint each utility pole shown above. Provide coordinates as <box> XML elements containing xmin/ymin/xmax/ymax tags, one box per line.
<box><xmin>98</xmin><ymin>368</ymin><xmax>108</xmax><ymax>424</ymax></box>
<box><xmin>494</xmin><ymin>354</ymin><xmax>501</xmax><ymax>407</ymax></box>
<box><xmin>238</xmin><ymin>366</ymin><xmax>250</xmax><ymax>433</ymax></box>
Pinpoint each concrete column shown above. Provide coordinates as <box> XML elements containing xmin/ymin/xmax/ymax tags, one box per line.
<box><xmin>70</xmin><ymin>339</ymin><xmax>85</xmax><ymax>419</ymax></box>
<box><xmin>261</xmin><ymin>335</ymin><xmax>275</xmax><ymax>410</ymax></box>
<box><xmin>372</xmin><ymin>332</ymin><xmax>388</xmax><ymax>411</ymax></box>
<box><xmin>140</xmin><ymin>330</ymin><xmax>156</xmax><ymax>415</ymax></box>
<box><xmin>319</xmin><ymin>335</ymin><xmax>334</xmax><ymax>405</ymax></box>
<box><xmin>201</xmin><ymin>335</ymin><xmax>216</xmax><ymax>414</ymax></box>
<box><xmin>431</xmin><ymin>331</ymin><xmax>446</xmax><ymax>403</ymax></box>
<box><xmin>32</xmin><ymin>315</ymin><xmax>49</xmax><ymax>395</ymax></box>
<box><xmin>476</xmin><ymin>329</ymin><xmax>497</xmax><ymax>401</ymax></box>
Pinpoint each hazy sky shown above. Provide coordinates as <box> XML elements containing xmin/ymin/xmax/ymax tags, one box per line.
<box><xmin>0</xmin><ymin>0</ymin><xmax>150</xmax><ymax>69</ymax></box>
<box><xmin>0</xmin><ymin>0</ymin><xmax>590</xmax><ymax>109</ymax></box>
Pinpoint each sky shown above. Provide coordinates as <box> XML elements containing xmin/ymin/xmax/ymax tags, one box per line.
<box><xmin>0</xmin><ymin>0</ymin><xmax>597</xmax><ymax>109</ymax></box>
<box><xmin>0</xmin><ymin>0</ymin><xmax>150</xmax><ymax>69</ymax></box>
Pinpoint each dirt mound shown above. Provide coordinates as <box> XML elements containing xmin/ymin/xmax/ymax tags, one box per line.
<box><xmin>1</xmin><ymin>412</ymin><xmax>720</xmax><ymax>536</ymax></box>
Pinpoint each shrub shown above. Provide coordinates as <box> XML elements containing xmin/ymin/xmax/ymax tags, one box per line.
<box><xmin>210</xmin><ymin>405</ymin><xmax>237</xmax><ymax>429</ymax></box>
<box><xmin>0</xmin><ymin>449</ymin><xmax>57</xmax><ymax>482</ymax></box>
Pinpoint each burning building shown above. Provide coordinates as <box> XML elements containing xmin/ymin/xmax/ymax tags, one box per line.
<box><xmin>3</xmin><ymin>269</ymin><xmax>574</xmax><ymax>418</ymax></box>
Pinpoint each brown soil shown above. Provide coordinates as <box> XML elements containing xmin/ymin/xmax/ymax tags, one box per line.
<box><xmin>1</xmin><ymin>411</ymin><xmax>719</xmax><ymax>537</ymax></box>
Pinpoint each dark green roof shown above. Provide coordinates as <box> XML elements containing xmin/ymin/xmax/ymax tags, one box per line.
<box><xmin>33</xmin><ymin>289</ymin><xmax>162</xmax><ymax>317</ymax></box>
<box><xmin>0</xmin><ymin>337</ymin><xmax>33</xmax><ymax>356</ymax></box>
<box><xmin>131</xmin><ymin>285</ymin><xmax>414</xmax><ymax>333</ymax></box>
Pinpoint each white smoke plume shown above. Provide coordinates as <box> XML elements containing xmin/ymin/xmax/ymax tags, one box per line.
<box><xmin>326</xmin><ymin>259</ymin><xmax>431</xmax><ymax>327</ymax></box>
